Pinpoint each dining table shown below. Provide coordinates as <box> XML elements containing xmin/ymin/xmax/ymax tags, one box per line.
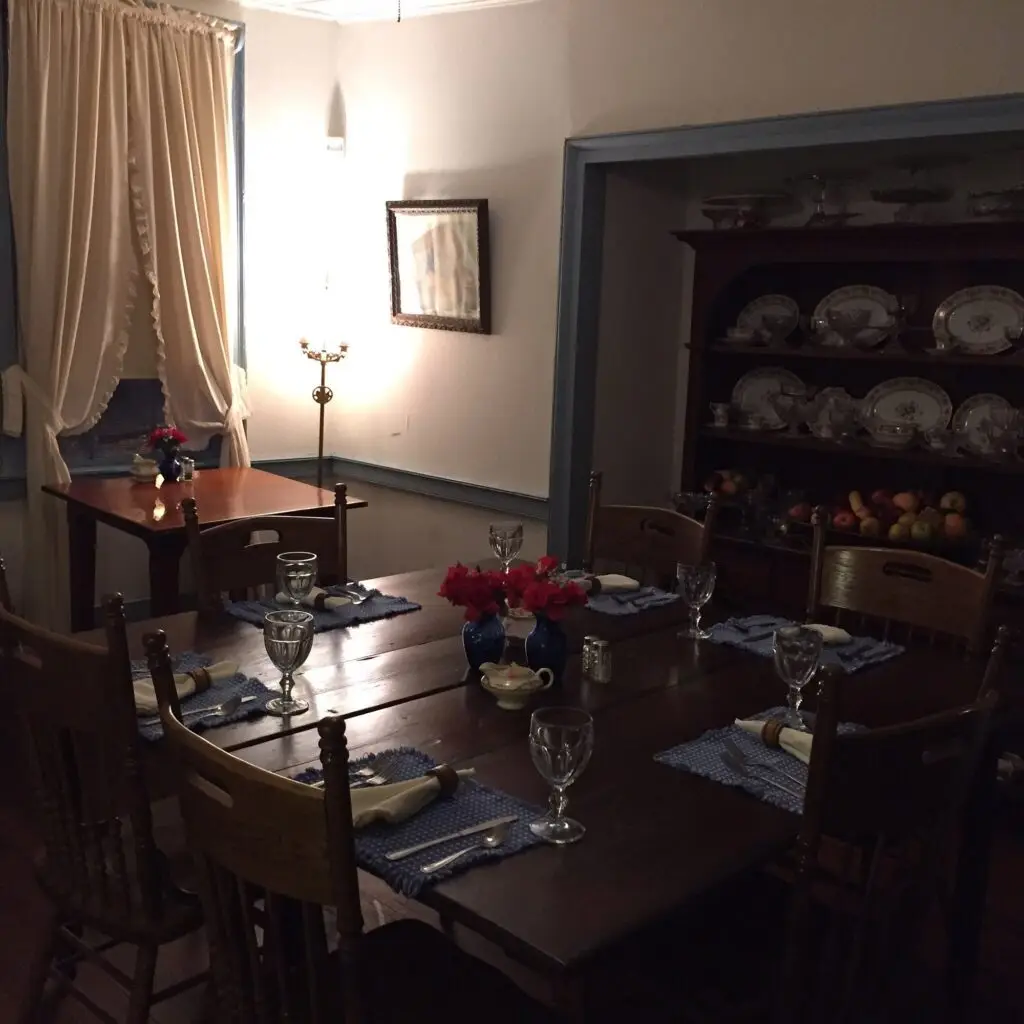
<box><xmin>102</xmin><ymin>565</ymin><xmax>995</xmax><ymax>1019</ymax></box>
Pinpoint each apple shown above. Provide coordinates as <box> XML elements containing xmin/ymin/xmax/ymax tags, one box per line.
<box><xmin>944</xmin><ymin>512</ymin><xmax>968</xmax><ymax>539</ymax></box>
<box><xmin>897</xmin><ymin>511</ymin><xmax>917</xmax><ymax>528</ymax></box>
<box><xmin>870</xmin><ymin>489</ymin><xmax>893</xmax><ymax>507</ymax></box>
<box><xmin>787</xmin><ymin>502</ymin><xmax>812</xmax><ymax>523</ymax></box>
<box><xmin>888</xmin><ymin>523</ymin><xmax>910</xmax><ymax>541</ymax></box>
<box><xmin>910</xmin><ymin>520</ymin><xmax>934</xmax><ymax>543</ymax></box>
<box><xmin>859</xmin><ymin>516</ymin><xmax>881</xmax><ymax>538</ymax></box>
<box><xmin>892</xmin><ymin>491</ymin><xmax>920</xmax><ymax>514</ymax></box>
<box><xmin>918</xmin><ymin>507</ymin><xmax>942</xmax><ymax>527</ymax></box>
<box><xmin>939</xmin><ymin>491</ymin><xmax>967</xmax><ymax>515</ymax></box>
<box><xmin>833</xmin><ymin>510</ymin><xmax>858</xmax><ymax>531</ymax></box>
<box><xmin>720</xmin><ymin>478</ymin><xmax>738</xmax><ymax>497</ymax></box>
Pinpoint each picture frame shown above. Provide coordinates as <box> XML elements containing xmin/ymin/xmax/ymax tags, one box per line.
<box><xmin>385</xmin><ymin>199</ymin><xmax>491</xmax><ymax>334</ymax></box>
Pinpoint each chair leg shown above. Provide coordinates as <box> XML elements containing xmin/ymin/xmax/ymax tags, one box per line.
<box><xmin>126</xmin><ymin>944</ymin><xmax>158</xmax><ymax>1024</ymax></box>
<box><xmin>18</xmin><ymin>919</ymin><xmax>58</xmax><ymax>1024</ymax></box>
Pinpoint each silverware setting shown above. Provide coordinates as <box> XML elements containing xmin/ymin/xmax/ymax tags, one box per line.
<box><xmin>384</xmin><ymin>814</ymin><xmax>519</xmax><ymax>862</ymax></box>
<box><xmin>419</xmin><ymin>822</ymin><xmax>512</xmax><ymax>874</ymax></box>
<box><xmin>139</xmin><ymin>693</ymin><xmax>260</xmax><ymax>725</ymax></box>
<box><xmin>721</xmin><ymin>749</ymin><xmax>804</xmax><ymax>802</ymax></box>
<box><xmin>723</xmin><ymin>737</ymin><xmax>806</xmax><ymax>789</ymax></box>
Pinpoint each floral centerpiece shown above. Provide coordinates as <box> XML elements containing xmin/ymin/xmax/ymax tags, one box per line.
<box><xmin>147</xmin><ymin>426</ymin><xmax>188</xmax><ymax>483</ymax></box>
<box><xmin>505</xmin><ymin>556</ymin><xmax>587</xmax><ymax>684</ymax></box>
<box><xmin>438</xmin><ymin>563</ymin><xmax>508</xmax><ymax>671</ymax></box>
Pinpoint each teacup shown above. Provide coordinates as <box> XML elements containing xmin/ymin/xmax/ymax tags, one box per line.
<box><xmin>479</xmin><ymin>662</ymin><xmax>554</xmax><ymax>711</ymax></box>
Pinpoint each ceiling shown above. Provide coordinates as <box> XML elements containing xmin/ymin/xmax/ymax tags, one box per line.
<box><xmin>237</xmin><ymin>0</ymin><xmax>538</xmax><ymax>22</ymax></box>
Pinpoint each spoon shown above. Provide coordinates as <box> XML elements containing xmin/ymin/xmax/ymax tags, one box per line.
<box><xmin>419</xmin><ymin>823</ymin><xmax>512</xmax><ymax>874</ymax></box>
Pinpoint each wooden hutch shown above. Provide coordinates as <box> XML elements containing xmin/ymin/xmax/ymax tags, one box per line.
<box><xmin>674</xmin><ymin>222</ymin><xmax>1024</xmax><ymax>619</ymax></box>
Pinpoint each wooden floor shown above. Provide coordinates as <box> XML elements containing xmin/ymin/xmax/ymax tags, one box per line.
<box><xmin>3</xmin><ymin>789</ymin><xmax>1023</xmax><ymax>1022</ymax></box>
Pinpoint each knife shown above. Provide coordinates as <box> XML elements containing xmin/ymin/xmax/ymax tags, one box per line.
<box><xmin>384</xmin><ymin>815</ymin><xmax>519</xmax><ymax>862</ymax></box>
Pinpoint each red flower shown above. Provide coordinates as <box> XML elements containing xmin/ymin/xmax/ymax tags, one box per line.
<box><xmin>502</xmin><ymin>557</ymin><xmax>586</xmax><ymax>621</ymax></box>
<box><xmin>148</xmin><ymin>425</ymin><xmax>188</xmax><ymax>450</ymax></box>
<box><xmin>438</xmin><ymin>563</ymin><xmax>506</xmax><ymax>622</ymax></box>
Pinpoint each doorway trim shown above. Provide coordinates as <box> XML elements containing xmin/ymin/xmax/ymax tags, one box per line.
<box><xmin>548</xmin><ymin>92</ymin><xmax>1024</xmax><ymax>561</ymax></box>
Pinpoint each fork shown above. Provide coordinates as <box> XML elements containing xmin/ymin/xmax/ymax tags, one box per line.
<box><xmin>723</xmin><ymin>737</ymin><xmax>806</xmax><ymax>788</ymax></box>
<box><xmin>312</xmin><ymin>768</ymin><xmax>390</xmax><ymax>790</ymax></box>
<box><xmin>721</xmin><ymin>749</ymin><xmax>804</xmax><ymax>801</ymax></box>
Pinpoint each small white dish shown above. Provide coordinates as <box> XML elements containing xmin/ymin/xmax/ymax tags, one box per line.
<box><xmin>479</xmin><ymin>662</ymin><xmax>554</xmax><ymax>711</ymax></box>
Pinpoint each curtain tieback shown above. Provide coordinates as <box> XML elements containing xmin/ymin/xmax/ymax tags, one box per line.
<box><xmin>1</xmin><ymin>365</ymin><xmax>66</xmax><ymax>438</ymax></box>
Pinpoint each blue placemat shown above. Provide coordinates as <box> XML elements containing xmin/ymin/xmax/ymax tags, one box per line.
<box><xmin>225</xmin><ymin>583</ymin><xmax>421</xmax><ymax>633</ymax></box>
<box><xmin>655</xmin><ymin>707</ymin><xmax>862</xmax><ymax>815</ymax></box>
<box><xmin>293</xmin><ymin>748</ymin><xmax>544</xmax><ymax>896</ymax></box>
<box><xmin>708</xmin><ymin>615</ymin><xmax>904</xmax><ymax>673</ymax></box>
<box><xmin>132</xmin><ymin>651</ymin><xmax>273</xmax><ymax>742</ymax></box>
<box><xmin>588</xmin><ymin>586</ymin><xmax>679</xmax><ymax>616</ymax></box>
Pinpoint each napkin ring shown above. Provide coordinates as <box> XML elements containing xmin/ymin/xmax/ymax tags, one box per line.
<box><xmin>427</xmin><ymin>764</ymin><xmax>459</xmax><ymax>797</ymax></box>
<box><xmin>313</xmin><ymin>593</ymin><xmax>332</xmax><ymax>610</ymax></box>
<box><xmin>760</xmin><ymin>719</ymin><xmax>785</xmax><ymax>749</ymax></box>
<box><xmin>187</xmin><ymin>668</ymin><xmax>213</xmax><ymax>695</ymax></box>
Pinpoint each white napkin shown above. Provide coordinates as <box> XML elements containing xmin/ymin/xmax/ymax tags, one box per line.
<box><xmin>804</xmin><ymin>623</ymin><xmax>852</xmax><ymax>645</ymax></box>
<box><xmin>351</xmin><ymin>769</ymin><xmax>475</xmax><ymax>829</ymax></box>
<box><xmin>735</xmin><ymin>719</ymin><xmax>813</xmax><ymax>765</ymax></box>
<box><xmin>595</xmin><ymin>573</ymin><xmax>641</xmax><ymax>593</ymax></box>
<box><xmin>274</xmin><ymin>586</ymin><xmax>352</xmax><ymax>611</ymax></box>
<box><xmin>133</xmin><ymin>661</ymin><xmax>239</xmax><ymax>716</ymax></box>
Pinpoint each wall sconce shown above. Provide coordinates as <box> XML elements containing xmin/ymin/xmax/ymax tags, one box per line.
<box><xmin>299</xmin><ymin>337</ymin><xmax>348</xmax><ymax>491</ymax></box>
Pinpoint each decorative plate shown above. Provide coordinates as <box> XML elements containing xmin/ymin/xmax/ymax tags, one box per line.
<box><xmin>730</xmin><ymin>367</ymin><xmax>805</xmax><ymax>430</ymax></box>
<box><xmin>933</xmin><ymin>286</ymin><xmax>1024</xmax><ymax>356</ymax></box>
<box><xmin>951</xmin><ymin>393</ymin><xmax>1015</xmax><ymax>454</ymax></box>
<box><xmin>812</xmin><ymin>285</ymin><xmax>897</xmax><ymax>348</ymax></box>
<box><xmin>736</xmin><ymin>294</ymin><xmax>800</xmax><ymax>339</ymax></box>
<box><xmin>805</xmin><ymin>387</ymin><xmax>859</xmax><ymax>439</ymax></box>
<box><xmin>862</xmin><ymin>377</ymin><xmax>952</xmax><ymax>441</ymax></box>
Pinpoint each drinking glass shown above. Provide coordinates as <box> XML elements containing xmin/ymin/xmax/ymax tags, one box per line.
<box><xmin>276</xmin><ymin>551</ymin><xmax>318</xmax><ymax>605</ymax></box>
<box><xmin>489</xmin><ymin>521</ymin><xmax>524</xmax><ymax>572</ymax></box>
<box><xmin>773</xmin><ymin>625</ymin><xmax>823</xmax><ymax>730</ymax></box>
<box><xmin>528</xmin><ymin>707</ymin><xmax>594</xmax><ymax>845</ymax></box>
<box><xmin>263</xmin><ymin>610</ymin><xmax>315</xmax><ymax>716</ymax></box>
<box><xmin>676</xmin><ymin>561</ymin><xmax>717</xmax><ymax>639</ymax></box>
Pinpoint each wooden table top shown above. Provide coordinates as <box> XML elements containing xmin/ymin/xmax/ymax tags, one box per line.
<box><xmin>110</xmin><ymin>565</ymin><xmax>988</xmax><ymax>976</ymax></box>
<box><xmin>43</xmin><ymin>467</ymin><xmax>367</xmax><ymax>534</ymax></box>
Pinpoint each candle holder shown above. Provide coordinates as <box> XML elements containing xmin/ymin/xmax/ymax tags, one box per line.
<box><xmin>299</xmin><ymin>337</ymin><xmax>348</xmax><ymax>490</ymax></box>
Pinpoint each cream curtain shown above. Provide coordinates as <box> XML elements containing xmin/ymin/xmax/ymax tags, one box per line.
<box><xmin>126</xmin><ymin>7</ymin><xmax>250</xmax><ymax>464</ymax></box>
<box><xmin>5</xmin><ymin>0</ymin><xmax>135</xmax><ymax>625</ymax></box>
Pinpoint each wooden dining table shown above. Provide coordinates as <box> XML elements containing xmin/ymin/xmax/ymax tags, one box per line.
<box><xmin>106</xmin><ymin>566</ymin><xmax>993</xmax><ymax>1017</ymax></box>
<box><xmin>46</xmin><ymin>467</ymin><xmax>368</xmax><ymax>631</ymax></box>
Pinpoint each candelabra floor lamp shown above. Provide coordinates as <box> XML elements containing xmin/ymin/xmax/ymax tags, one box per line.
<box><xmin>299</xmin><ymin>338</ymin><xmax>348</xmax><ymax>490</ymax></box>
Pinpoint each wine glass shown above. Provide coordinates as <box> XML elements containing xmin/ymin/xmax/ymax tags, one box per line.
<box><xmin>773</xmin><ymin>626</ymin><xmax>823</xmax><ymax>731</ymax></box>
<box><xmin>489</xmin><ymin>521</ymin><xmax>524</xmax><ymax>572</ymax></box>
<box><xmin>263</xmin><ymin>610</ymin><xmax>314</xmax><ymax>716</ymax></box>
<box><xmin>528</xmin><ymin>707</ymin><xmax>594</xmax><ymax>845</ymax></box>
<box><xmin>276</xmin><ymin>552</ymin><xmax>318</xmax><ymax>606</ymax></box>
<box><xmin>676</xmin><ymin>561</ymin><xmax>717</xmax><ymax>639</ymax></box>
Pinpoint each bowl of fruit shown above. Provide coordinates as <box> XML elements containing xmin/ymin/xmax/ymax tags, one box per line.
<box><xmin>827</xmin><ymin>488</ymin><xmax>971</xmax><ymax>550</ymax></box>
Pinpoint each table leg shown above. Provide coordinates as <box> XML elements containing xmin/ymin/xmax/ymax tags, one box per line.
<box><xmin>67</xmin><ymin>506</ymin><xmax>97</xmax><ymax>632</ymax></box>
<box><xmin>147</xmin><ymin>536</ymin><xmax>186</xmax><ymax>617</ymax></box>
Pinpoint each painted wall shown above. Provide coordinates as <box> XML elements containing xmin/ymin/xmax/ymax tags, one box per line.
<box><xmin>592</xmin><ymin>172</ymin><xmax>689</xmax><ymax>507</ymax></box>
<box><xmin>328</xmin><ymin>0</ymin><xmax>570</xmax><ymax>497</ymax></box>
<box><xmin>567</xmin><ymin>0</ymin><xmax>1024</xmax><ymax>136</ymax></box>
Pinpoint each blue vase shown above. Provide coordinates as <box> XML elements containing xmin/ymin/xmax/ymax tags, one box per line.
<box><xmin>158</xmin><ymin>451</ymin><xmax>183</xmax><ymax>482</ymax></box>
<box><xmin>526</xmin><ymin>614</ymin><xmax>568</xmax><ymax>685</ymax></box>
<box><xmin>462</xmin><ymin>614</ymin><xmax>506</xmax><ymax>673</ymax></box>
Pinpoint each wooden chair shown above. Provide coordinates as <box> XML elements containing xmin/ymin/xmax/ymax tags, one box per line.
<box><xmin>584</xmin><ymin>470</ymin><xmax>718</xmax><ymax>581</ymax></box>
<box><xmin>144</xmin><ymin>629</ymin><xmax>555</xmax><ymax>1024</ymax></box>
<box><xmin>778</xmin><ymin>665</ymin><xmax>1000</xmax><ymax>1023</ymax></box>
<box><xmin>1</xmin><ymin>595</ymin><xmax>205</xmax><ymax>1024</ymax></box>
<box><xmin>807</xmin><ymin>505</ymin><xmax>1002</xmax><ymax>654</ymax></box>
<box><xmin>184</xmin><ymin>481</ymin><xmax>348</xmax><ymax>611</ymax></box>
<box><xmin>0</xmin><ymin>550</ymin><xmax>12</xmax><ymax>612</ymax></box>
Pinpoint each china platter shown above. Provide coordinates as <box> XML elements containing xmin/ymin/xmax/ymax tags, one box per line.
<box><xmin>812</xmin><ymin>284</ymin><xmax>897</xmax><ymax>348</ymax></box>
<box><xmin>805</xmin><ymin>387</ymin><xmax>859</xmax><ymax>439</ymax></box>
<box><xmin>730</xmin><ymin>367</ymin><xmax>805</xmax><ymax>430</ymax></box>
<box><xmin>736</xmin><ymin>294</ymin><xmax>799</xmax><ymax>340</ymax></box>
<box><xmin>951</xmin><ymin>393</ymin><xmax>1015</xmax><ymax>454</ymax></box>
<box><xmin>933</xmin><ymin>286</ymin><xmax>1024</xmax><ymax>355</ymax></box>
<box><xmin>862</xmin><ymin>377</ymin><xmax>952</xmax><ymax>441</ymax></box>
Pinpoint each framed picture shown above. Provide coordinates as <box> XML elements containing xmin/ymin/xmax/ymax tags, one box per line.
<box><xmin>385</xmin><ymin>199</ymin><xmax>491</xmax><ymax>334</ymax></box>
